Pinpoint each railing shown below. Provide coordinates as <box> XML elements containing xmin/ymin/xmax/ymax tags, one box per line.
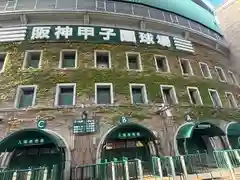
<box><xmin>0</xmin><ymin>165</ymin><xmax>58</xmax><ymax>180</ymax></box>
<box><xmin>183</xmin><ymin>151</ymin><xmax>212</xmax><ymax>174</ymax></box>
<box><xmin>71</xmin><ymin>149</ymin><xmax>240</xmax><ymax>180</ymax></box>
<box><xmin>3</xmin><ymin>149</ymin><xmax>240</xmax><ymax>180</ymax></box>
<box><xmin>0</xmin><ymin>0</ymin><xmax>223</xmax><ymax>43</ymax></box>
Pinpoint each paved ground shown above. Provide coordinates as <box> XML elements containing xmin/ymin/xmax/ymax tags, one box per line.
<box><xmin>142</xmin><ymin>169</ymin><xmax>235</xmax><ymax>180</ymax></box>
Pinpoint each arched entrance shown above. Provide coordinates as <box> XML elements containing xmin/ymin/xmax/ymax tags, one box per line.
<box><xmin>0</xmin><ymin>128</ymin><xmax>69</xmax><ymax>180</ymax></box>
<box><xmin>226</xmin><ymin>122</ymin><xmax>240</xmax><ymax>149</ymax></box>
<box><xmin>98</xmin><ymin>123</ymin><xmax>158</xmax><ymax>164</ymax></box>
<box><xmin>175</xmin><ymin>121</ymin><xmax>226</xmax><ymax>157</ymax></box>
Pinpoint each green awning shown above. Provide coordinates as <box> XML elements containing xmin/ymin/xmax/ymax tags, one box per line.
<box><xmin>176</xmin><ymin>123</ymin><xmax>195</xmax><ymax>139</ymax></box>
<box><xmin>0</xmin><ymin>128</ymin><xmax>65</xmax><ymax>152</ymax></box>
<box><xmin>227</xmin><ymin>122</ymin><xmax>240</xmax><ymax>136</ymax></box>
<box><xmin>177</xmin><ymin>122</ymin><xmax>225</xmax><ymax>140</ymax></box>
<box><xmin>105</xmin><ymin>123</ymin><xmax>156</xmax><ymax>141</ymax></box>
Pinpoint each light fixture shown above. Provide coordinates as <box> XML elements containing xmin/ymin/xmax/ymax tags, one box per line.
<box><xmin>82</xmin><ymin>110</ymin><xmax>88</xmax><ymax>119</ymax></box>
<box><xmin>185</xmin><ymin>114</ymin><xmax>192</xmax><ymax>122</ymax></box>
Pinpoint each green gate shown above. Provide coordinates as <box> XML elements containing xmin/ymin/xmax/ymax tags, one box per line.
<box><xmin>0</xmin><ymin>165</ymin><xmax>58</xmax><ymax>180</ymax></box>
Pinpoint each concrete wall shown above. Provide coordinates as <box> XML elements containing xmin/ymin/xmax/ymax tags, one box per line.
<box><xmin>216</xmin><ymin>0</ymin><xmax>240</xmax><ymax>71</ymax></box>
<box><xmin>0</xmin><ymin>41</ymin><xmax>238</xmax><ymax>165</ymax></box>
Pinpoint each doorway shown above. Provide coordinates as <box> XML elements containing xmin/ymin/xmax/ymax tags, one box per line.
<box><xmin>0</xmin><ymin>129</ymin><xmax>67</xmax><ymax>180</ymax></box>
<box><xmin>99</xmin><ymin>123</ymin><xmax>158</xmax><ymax>171</ymax></box>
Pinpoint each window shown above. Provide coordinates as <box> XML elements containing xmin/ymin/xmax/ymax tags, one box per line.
<box><xmin>130</xmin><ymin>84</ymin><xmax>148</xmax><ymax>104</ymax></box>
<box><xmin>94</xmin><ymin>50</ymin><xmax>111</xmax><ymax>69</ymax></box>
<box><xmin>179</xmin><ymin>58</ymin><xmax>193</xmax><ymax>75</ymax></box>
<box><xmin>215</xmin><ymin>66</ymin><xmax>226</xmax><ymax>82</ymax></box>
<box><xmin>126</xmin><ymin>52</ymin><xmax>142</xmax><ymax>71</ymax></box>
<box><xmin>208</xmin><ymin>89</ymin><xmax>222</xmax><ymax>107</ymax></box>
<box><xmin>187</xmin><ymin>87</ymin><xmax>203</xmax><ymax>105</ymax></box>
<box><xmin>0</xmin><ymin>53</ymin><xmax>7</xmax><ymax>72</ymax></box>
<box><xmin>15</xmin><ymin>85</ymin><xmax>37</xmax><ymax>109</ymax></box>
<box><xmin>154</xmin><ymin>55</ymin><xmax>170</xmax><ymax>72</ymax></box>
<box><xmin>55</xmin><ymin>83</ymin><xmax>76</xmax><ymax>106</ymax></box>
<box><xmin>59</xmin><ymin>50</ymin><xmax>77</xmax><ymax>68</ymax></box>
<box><xmin>23</xmin><ymin>50</ymin><xmax>42</xmax><ymax>69</ymax></box>
<box><xmin>160</xmin><ymin>85</ymin><xmax>178</xmax><ymax>105</ymax></box>
<box><xmin>95</xmin><ymin>83</ymin><xmax>113</xmax><ymax>104</ymax></box>
<box><xmin>199</xmin><ymin>62</ymin><xmax>211</xmax><ymax>78</ymax></box>
<box><xmin>225</xmin><ymin>92</ymin><xmax>238</xmax><ymax>108</ymax></box>
<box><xmin>228</xmin><ymin>71</ymin><xmax>238</xmax><ymax>85</ymax></box>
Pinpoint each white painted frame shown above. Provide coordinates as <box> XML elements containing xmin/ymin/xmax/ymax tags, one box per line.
<box><xmin>54</xmin><ymin>83</ymin><xmax>76</xmax><ymax>107</ymax></box>
<box><xmin>0</xmin><ymin>52</ymin><xmax>9</xmax><ymax>73</ymax></box>
<box><xmin>160</xmin><ymin>85</ymin><xmax>179</xmax><ymax>104</ymax></box>
<box><xmin>126</xmin><ymin>52</ymin><xmax>142</xmax><ymax>71</ymax></box>
<box><xmin>22</xmin><ymin>50</ymin><xmax>43</xmax><ymax>69</ymax></box>
<box><xmin>154</xmin><ymin>55</ymin><xmax>170</xmax><ymax>73</ymax></box>
<box><xmin>59</xmin><ymin>49</ymin><xmax>78</xmax><ymax>69</ymax></box>
<box><xmin>228</xmin><ymin>70</ymin><xmax>238</xmax><ymax>85</ymax></box>
<box><xmin>129</xmin><ymin>83</ymin><xmax>148</xmax><ymax>104</ymax></box>
<box><xmin>187</xmin><ymin>86</ymin><xmax>203</xmax><ymax>105</ymax></box>
<box><xmin>215</xmin><ymin>66</ymin><xmax>227</xmax><ymax>82</ymax></box>
<box><xmin>14</xmin><ymin>85</ymin><xmax>38</xmax><ymax>108</ymax></box>
<box><xmin>208</xmin><ymin>88</ymin><xmax>223</xmax><ymax>107</ymax></box>
<box><xmin>179</xmin><ymin>58</ymin><xmax>194</xmax><ymax>76</ymax></box>
<box><xmin>94</xmin><ymin>83</ymin><xmax>114</xmax><ymax>104</ymax></box>
<box><xmin>225</xmin><ymin>92</ymin><xmax>238</xmax><ymax>108</ymax></box>
<box><xmin>94</xmin><ymin>50</ymin><xmax>112</xmax><ymax>69</ymax></box>
<box><xmin>199</xmin><ymin>62</ymin><xmax>212</xmax><ymax>79</ymax></box>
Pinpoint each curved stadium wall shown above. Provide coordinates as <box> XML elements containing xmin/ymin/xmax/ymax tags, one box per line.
<box><xmin>0</xmin><ymin>0</ymin><xmax>239</xmax><ymax>176</ymax></box>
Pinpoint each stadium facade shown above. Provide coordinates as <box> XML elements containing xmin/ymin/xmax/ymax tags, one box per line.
<box><xmin>0</xmin><ymin>0</ymin><xmax>239</xmax><ymax>179</ymax></box>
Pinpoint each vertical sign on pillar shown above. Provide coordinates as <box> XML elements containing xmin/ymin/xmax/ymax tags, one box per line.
<box><xmin>36</xmin><ymin>118</ymin><xmax>47</xmax><ymax>129</ymax></box>
<box><xmin>119</xmin><ymin>116</ymin><xmax>129</xmax><ymax>124</ymax></box>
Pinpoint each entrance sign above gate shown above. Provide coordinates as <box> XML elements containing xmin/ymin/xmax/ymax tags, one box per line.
<box><xmin>195</xmin><ymin>124</ymin><xmax>211</xmax><ymax>129</ymax></box>
<box><xmin>18</xmin><ymin>138</ymin><xmax>45</xmax><ymax>146</ymax></box>
<box><xmin>26</xmin><ymin>25</ymin><xmax>195</xmax><ymax>53</ymax></box>
<box><xmin>118</xmin><ymin>132</ymin><xmax>141</xmax><ymax>139</ymax></box>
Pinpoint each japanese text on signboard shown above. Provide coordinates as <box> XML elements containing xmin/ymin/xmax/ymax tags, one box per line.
<box><xmin>28</xmin><ymin>25</ymin><xmax>172</xmax><ymax>48</ymax></box>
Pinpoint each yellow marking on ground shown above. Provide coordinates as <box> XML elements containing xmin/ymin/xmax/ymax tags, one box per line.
<box><xmin>143</xmin><ymin>176</ymin><xmax>172</xmax><ymax>180</ymax></box>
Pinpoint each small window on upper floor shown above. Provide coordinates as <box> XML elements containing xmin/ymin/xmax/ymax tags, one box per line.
<box><xmin>59</xmin><ymin>50</ymin><xmax>77</xmax><ymax>69</ymax></box>
<box><xmin>228</xmin><ymin>71</ymin><xmax>238</xmax><ymax>85</ymax></box>
<box><xmin>0</xmin><ymin>53</ymin><xmax>7</xmax><ymax>72</ymax></box>
<box><xmin>215</xmin><ymin>66</ymin><xmax>226</xmax><ymax>82</ymax></box>
<box><xmin>225</xmin><ymin>92</ymin><xmax>238</xmax><ymax>109</ymax></box>
<box><xmin>154</xmin><ymin>55</ymin><xmax>170</xmax><ymax>73</ymax></box>
<box><xmin>23</xmin><ymin>51</ymin><xmax>42</xmax><ymax>69</ymax></box>
<box><xmin>126</xmin><ymin>52</ymin><xmax>142</xmax><ymax>71</ymax></box>
<box><xmin>15</xmin><ymin>85</ymin><xmax>37</xmax><ymax>109</ymax></box>
<box><xmin>199</xmin><ymin>62</ymin><xmax>212</xmax><ymax>79</ymax></box>
<box><xmin>160</xmin><ymin>85</ymin><xmax>178</xmax><ymax>105</ymax></box>
<box><xmin>95</xmin><ymin>83</ymin><xmax>113</xmax><ymax>104</ymax></box>
<box><xmin>187</xmin><ymin>87</ymin><xmax>203</xmax><ymax>105</ymax></box>
<box><xmin>55</xmin><ymin>84</ymin><xmax>76</xmax><ymax>106</ymax></box>
<box><xmin>94</xmin><ymin>50</ymin><xmax>111</xmax><ymax>69</ymax></box>
<box><xmin>179</xmin><ymin>58</ymin><xmax>193</xmax><ymax>76</ymax></box>
<box><xmin>130</xmin><ymin>84</ymin><xmax>148</xmax><ymax>104</ymax></box>
<box><xmin>208</xmin><ymin>89</ymin><xmax>222</xmax><ymax>107</ymax></box>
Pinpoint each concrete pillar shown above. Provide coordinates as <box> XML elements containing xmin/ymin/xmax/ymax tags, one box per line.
<box><xmin>84</xmin><ymin>13</ymin><xmax>90</xmax><ymax>24</ymax></box>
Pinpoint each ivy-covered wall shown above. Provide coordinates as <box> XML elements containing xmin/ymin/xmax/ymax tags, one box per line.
<box><xmin>0</xmin><ymin>41</ymin><xmax>240</xmax><ymax>124</ymax></box>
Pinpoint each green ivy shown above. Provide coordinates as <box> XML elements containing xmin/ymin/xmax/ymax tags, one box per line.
<box><xmin>0</xmin><ymin>42</ymin><xmax>239</xmax><ymax>121</ymax></box>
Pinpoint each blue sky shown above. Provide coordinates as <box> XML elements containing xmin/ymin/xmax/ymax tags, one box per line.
<box><xmin>207</xmin><ymin>0</ymin><xmax>225</xmax><ymax>7</ymax></box>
